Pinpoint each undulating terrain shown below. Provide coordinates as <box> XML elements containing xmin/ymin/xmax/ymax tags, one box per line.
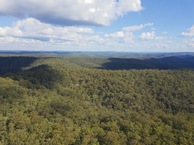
<box><xmin>0</xmin><ymin>53</ymin><xmax>194</xmax><ymax>145</ymax></box>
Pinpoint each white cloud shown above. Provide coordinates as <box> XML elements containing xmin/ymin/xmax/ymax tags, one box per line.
<box><xmin>184</xmin><ymin>38</ymin><xmax>194</xmax><ymax>48</ymax></box>
<box><xmin>0</xmin><ymin>0</ymin><xmax>142</xmax><ymax>26</ymax></box>
<box><xmin>181</xmin><ymin>25</ymin><xmax>194</xmax><ymax>49</ymax></box>
<box><xmin>140</xmin><ymin>31</ymin><xmax>155</xmax><ymax>39</ymax></box>
<box><xmin>0</xmin><ymin>19</ymin><xmax>179</xmax><ymax>52</ymax></box>
<box><xmin>0</xmin><ymin>18</ymin><xmax>94</xmax><ymax>43</ymax></box>
<box><xmin>116</xmin><ymin>0</ymin><xmax>142</xmax><ymax>15</ymax></box>
<box><xmin>0</xmin><ymin>17</ymin><xmax>109</xmax><ymax>51</ymax></box>
<box><xmin>140</xmin><ymin>31</ymin><xmax>165</xmax><ymax>40</ymax></box>
<box><xmin>182</xmin><ymin>25</ymin><xmax>194</xmax><ymax>37</ymax></box>
<box><xmin>104</xmin><ymin>31</ymin><xmax>125</xmax><ymax>39</ymax></box>
<box><xmin>104</xmin><ymin>23</ymin><xmax>153</xmax><ymax>43</ymax></box>
<box><xmin>122</xmin><ymin>23</ymin><xmax>153</xmax><ymax>31</ymax></box>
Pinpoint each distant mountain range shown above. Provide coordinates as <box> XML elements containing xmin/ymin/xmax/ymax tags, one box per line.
<box><xmin>0</xmin><ymin>51</ymin><xmax>194</xmax><ymax>58</ymax></box>
<box><xmin>0</xmin><ymin>53</ymin><xmax>194</xmax><ymax>76</ymax></box>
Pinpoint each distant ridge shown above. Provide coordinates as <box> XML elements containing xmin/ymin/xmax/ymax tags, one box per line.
<box><xmin>0</xmin><ymin>51</ymin><xmax>70</xmax><ymax>54</ymax></box>
<box><xmin>0</xmin><ymin>51</ymin><xmax>194</xmax><ymax>58</ymax></box>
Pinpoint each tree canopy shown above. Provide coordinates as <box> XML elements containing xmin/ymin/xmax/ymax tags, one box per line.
<box><xmin>0</xmin><ymin>56</ymin><xmax>194</xmax><ymax>145</ymax></box>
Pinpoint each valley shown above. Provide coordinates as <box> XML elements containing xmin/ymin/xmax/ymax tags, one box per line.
<box><xmin>0</xmin><ymin>53</ymin><xmax>194</xmax><ymax>144</ymax></box>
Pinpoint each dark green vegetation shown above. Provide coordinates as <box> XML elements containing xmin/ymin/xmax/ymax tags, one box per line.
<box><xmin>0</xmin><ymin>55</ymin><xmax>194</xmax><ymax>145</ymax></box>
<box><xmin>0</xmin><ymin>57</ymin><xmax>37</xmax><ymax>75</ymax></box>
<box><xmin>102</xmin><ymin>56</ymin><xmax>194</xmax><ymax>70</ymax></box>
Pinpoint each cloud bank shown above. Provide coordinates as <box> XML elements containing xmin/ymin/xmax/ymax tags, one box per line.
<box><xmin>182</xmin><ymin>25</ymin><xmax>194</xmax><ymax>48</ymax></box>
<box><xmin>104</xmin><ymin>23</ymin><xmax>153</xmax><ymax>43</ymax></box>
<box><xmin>182</xmin><ymin>25</ymin><xmax>194</xmax><ymax>37</ymax></box>
<box><xmin>0</xmin><ymin>17</ymin><xmax>189</xmax><ymax>52</ymax></box>
<box><xmin>0</xmin><ymin>18</ymin><xmax>159</xmax><ymax>51</ymax></box>
<box><xmin>0</xmin><ymin>0</ymin><xmax>142</xmax><ymax>26</ymax></box>
<box><xmin>140</xmin><ymin>31</ymin><xmax>165</xmax><ymax>40</ymax></box>
<box><xmin>0</xmin><ymin>18</ymin><xmax>95</xmax><ymax>44</ymax></box>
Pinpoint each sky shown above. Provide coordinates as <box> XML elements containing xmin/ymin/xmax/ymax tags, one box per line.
<box><xmin>0</xmin><ymin>0</ymin><xmax>194</xmax><ymax>52</ymax></box>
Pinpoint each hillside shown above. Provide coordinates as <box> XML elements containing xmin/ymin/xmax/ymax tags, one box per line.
<box><xmin>0</xmin><ymin>55</ymin><xmax>194</xmax><ymax>144</ymax></box>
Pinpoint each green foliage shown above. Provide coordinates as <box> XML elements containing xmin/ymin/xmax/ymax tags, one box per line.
<box><xmin>0</xmin><ymin>56</ymin><xmax>194</xmax><ymax>144</ymax></box>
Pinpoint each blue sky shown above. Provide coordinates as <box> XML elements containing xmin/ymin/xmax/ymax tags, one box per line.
<box><xmin>0</xmin><ymin>0</ymin><xmax>193</xmax><ymax>52</ymax></box>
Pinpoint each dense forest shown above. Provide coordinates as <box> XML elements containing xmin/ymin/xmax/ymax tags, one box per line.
<box><xmin>0</xmin><ymin>55</ymin><xmax>194</xmax><ymax>145</ymax></box>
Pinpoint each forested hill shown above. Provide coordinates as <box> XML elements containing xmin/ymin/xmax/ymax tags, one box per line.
<box><xmin>1</xmin><ymin>55</ymin><xmax>194</xmax><ymax>75</ymax></box>
<box><xmin>0</xmin><ymin>56</ymin><xmax>194</xmax><ymax>144</ymax></box>
<box><xmin>101</xmin><ymin>56</ymin><xmax>194</xmax><ymax>70</ymax></box>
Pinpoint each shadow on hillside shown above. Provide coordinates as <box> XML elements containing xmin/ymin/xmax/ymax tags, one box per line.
<box><xmin>0</xmin><ymin>56</ymin><xmax>62</xmax><ymax>89</ymax></box>
<box><xmin>15</xmin><ymin>65</ymin><xmax>63</xmax><ymax>89</ymax></box>
<box><xmin>101</xmin><ymin>56</ymin><xmax>194</xmax><ymax>70</ymax></box>
<box><xmin>0</xmin><ymin>57</ymin><xmax>38</xmax><ymax>75</ymax></box>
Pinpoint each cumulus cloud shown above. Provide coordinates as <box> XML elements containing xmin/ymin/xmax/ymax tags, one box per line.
<box><xmin>182</xmin><ymin>25</ymin><xmax>194</xmax><ymax>37</ymax></box>
<box><xmin>184</xmin><ymin>38</ymin><xmax>194</xmax><ymax>48</ymax></box>
<box><xmin>0</xmin><ymin>0</ymin><xmax>142</xmax><ymax>26</ymax></box>
<box><xmin>104</xmin><ymin>23</ymin><xmax>153</xmax><ymax>43</ymax></box>
<box><xmin>181</xmin><ymin>25</ymin><xmax>194</xmax><ymax>49</ymax></box>
<box><xmin>140</xmin><ymin>31</ymin><xmax>164</xmax><ymax>40</ymax></box>
<box><xmin>1</xmin><ymin>19</ymin><xmax>174</xmax><ymax>51</ymax></box>
<box><xmin>0</xmin><ymin>18</ymin><xmax>94</xmax><ymax>44</ymax></box>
